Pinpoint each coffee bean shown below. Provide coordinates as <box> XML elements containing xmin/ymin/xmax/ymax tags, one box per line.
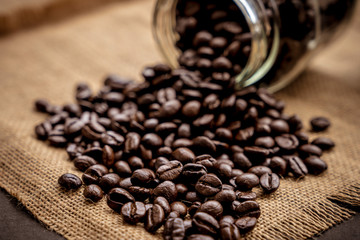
<box><xmin>193</xmin><ymin>136</ymin><xmax>216</xmax><ymax>153</ymax></box>
<box><xmin>156</xmin><ymin>160</ymin><xmax>183</xmax><ymax>181</ymax></box>
<box><xmin>102</xmin><ymin>145</ymin><xmax>115</xmax><ymax>167</ymax></box>
<box><xmin>128</xmin><ymin>156</ymin><xmax>145</xmax><ymax>170</ymax></box>
<box><xmin>153</xmin><ymin>181</ymin><xmax>178</xmax><ymax>203</ymax></box>
<box><xmin>145</xmin><ymin>204</ymin><xmax>165</xmax><ymax>232</ymax></box>
<box><xmin>131</xmin><ymin>169</ymin><xmax>156</xmax><ymax>186</ymax></box>
<box><xmin>220</xmin><ymin>222</ymin><xmax>241</xmax><ymax>240</ymax></box>
<box><xmin>83</xmin><ymin>184</ymin><xmax>103</xmax><ymax>202</ymax></box>
<box><xmin>248</xmin><ymin>166</ymin><xmax>272</xmax><ymax>178</ymax></box>
<box><xmin>142</xmin><ymin>133</ymin><xmax>163</xmax><ymax>148</ymax></box>
<box><xmin>35</xmin><ymin>121</ymin><xmax>52</xmax><ymax>140</ymax></box>
<box><xmin>121</xmin><ymin>201</ymin><xmax>146</xmax><ymax>224</ymax></box>
<box><xmin>260</xmin><ymin>173</ymin><xmax>280</xmax><ymax>193</ymax></box>
<box><xmin>124</xmin><ymin>132</ymin><xmax>141</xmax><ymax>153</ymax></box>
<box><xmin>193</xmin><ymin>212</ymin><xmax>220</xmax><ymax>236</ymax></box>
<box><xmin>303</xmin><ymin>156</ymin><xmax>328</xmax><ymax>175</ymax></box>
<box><xmin>195</xmin><ymin>174</ymin><xmax>222</xmax><ymax>196</ymax></box>
<box><xmin>255</xmin><ymin>136</ymin><xmax>275</xmax><ymax>148</ymax></box>
<box><xmin>74</xmin><ymin>155</ymin><xmax>97</xmax><ymax>171</ymax></box>
<box><xmin>268</xmin><ymin>156</ymin><xmax>287</xmax><ymax>176</ymax></box>
<box><xmin>311</xmin><ymin>137</ymin><xmax>335</xmax><ymax>150</ymax></box>
<box><xmin>182</xmin><ymin>163</ymin><xmax>208</xmax><ymax>182</ymax></box>
<box><xmin>275</xmin><ymin>134</ymin><xmax>299</xmax><ymax>151</ymax></box>
<box><xmin>106</xmin><ymin>188</ymin><xmax>135</xmax><ymax>212</ymax></box>
<box><xmin>171</xmin><ymin>201</ymin><xmax>188</xmax><ymax>218</ymax></box>
<box><xmin>172</xmin><ymin>147</ymin><xmax>195</xmax><ymax>163</ymax></box>
<box><xmin>310</xmin><ymin>117</ymin><xmax>331</xmax><ymax>132</ymax></box>
<box><xmin>114</xmin><ymin>161</ymin><xmax>132</xmax><ymax>177</ymax></box>
<box><xmin>82</xmin><ymin>147</ymin><xmax>103</xmax><ymax>161</ymax></box>
<box><xmin>286</xmin><ymin>156</ymin><xmax>308</xmax><ymax>178</ymax></box>
<box><xmin>236</xmin><ymin>191</ymin><xmax>257</xmax><ymax>202</ymax></box>
<box><xmin>235</xmin><ymin>173</ymin><xmax>259</xmax><ymax>191</ymax></box>
<box><xmin>187</xmin><ymin>234</ymin><xmax>214</xmax><ymax>240</ymax></box>
<box><xmin>270</xmin><ymin>119</ymin><xmax>290</xmax><ymax>134</ymax></box>
<box><xmin>198</xmin><ymin>200</ymin><xmax>223</xmax><ymax>219</ymax></box>
<box><xmin>101</xmin><ymin>131</ymin><xmax>124</xmax><ymax>148</ymax></box>
<box><xmin>298</xmin><ymin>144</ymin><xmax>322</xmax><ymax>158</ymax></box>
<box><xmin>163</xmin><ymin>217</ymin><xmax>185</xmax><ymax>240</ymax></box>
<box><xmin>234</xmin><ymin>200</ymin><xmax>261</xmax><ymax>218</ymax></box>
<box><xmin>82</xmin><ymin>164</ymin><xmax>108</xmax><ymax>185</ymax></box>
<box><xmin>154</xmin><ymin>196</ymin><xmax>171</xmax><ymax>216</ymax></box>
<box><xmin>235</xmin><ymin>216</ymin><xmax>257</xmax><ymax>233</ymax></box>
<box><xmin>99</xmin><ymin>173</ymin><xmax>120</xmax><ymax>193</ymax></box>
<box><xmin>58</xmin><ymin>173</ymin><xmax>82</xmax><ymax>190</ymax></box>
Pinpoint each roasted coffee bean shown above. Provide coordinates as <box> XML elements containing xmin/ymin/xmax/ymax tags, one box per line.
<box><xmin>175</xmin><ymin>183</ymin><xmax>188</xmax><ymax>199</ymax></box>
<box><xmin>233</xmin><ymin>152</ymin><xmax>252</xmax><ymax>170</ymax></box>
<box><xmin>310</xmin><ymin>117</ymin><xmax>331</xmax><ymax>132</ymax></box>
<box><xmin>182</xmin><ymin>163</ymin><xmax>207</xmax><ymax>182</ymax></box>
<box><xmin>66</xmin><ymin>143</ymin><xmax>83</xmax><ymax>160</ymax></box>
<box><xmin>171</xmin><ymin>201</ymin><xmax>188</xmax><ymax>218</ymax></box>
<box><xmin>236</xmin><ymin>191</ymin><xmax>257</xmax><ymax>202</ymax></box>
<box><xmin>187</xmin><ymin>234</ymin><xmax>214</xmax><ymax>240</ymax></box>
<box><xmin>303</xmin><ymin>156</ymin><xmax>328</xmax><ymax>175</ymax></box>
<box><xmin>118</xmin><ymin>177</ymin><xmax>133</xmax><ymax>189</ymax></box>
<box><xmin>234</xmin><ymin>200</ymin><xmax>260</xmax><ymax>218</ymax></box>
<box><xmin>286</xmin><ymin>156</ymin><xmax>308</xmax><ymax>178</ymax></box>
<box><xmin>83</xmin><ymin>184</ymin><xmax>103</xmax><ymax>202</ymax></box>
<box><xmin>82</xmin><ymin>121</ymin><xmax>106</xmax><ymax>140</ymax></box>
<box><xmin>235</xmin><ymin>216</ymin><xmax>257</xmax><ymax>233</ymax></box>
<box><xmin>195</xmin><ymin>174</ymin><xmax>222</xmax><ymax>196</ymax></box>
<box><xmin>193</xmin><ymin>212</ymin><xmax>220</xmax><ymax>236</ymax></box>
<box><xmin>163</xmin><ymin>217</ymin><xmax>185</xmax><ymax>240</ymax></box>
<box><xmin>82</xmin><ymin>164</ymin><xmax>108</xmax><ymax>185</ymax></box>
<box><xmin>156</xmin><ymin>160</ymin><xmax>183</xmax><ymax>181</ymax></box>
<box><xmin>128</xmin><ymin>186</ymin><xmax>152</xmax><ymax>201</ymax></box>
<box><xmin>195</xmin><ymin>154</ymin><xmax>217</xmax><ymax>171</ymax></box>
<box><xmin>121</xmin><ymin>201</ymin><xmax>146</xmax><ymax>224</ymax></box>
<box><xmin>99</xmin><ymin>173</ymin><xmax>120</xmax><ymax>193</ymax></box>
<box><xmin>142</xmin><ymin>133</ymin><xmax>163</xmax><ymax>148</ymax></box>
<box><xmin>186</xmin><ymin>191</ymin><xmax>203</xmax><ymax>203</ymax></box>
<box><xmin>154</xmin><ymin>196</ymin><xmax>171</xmax><ymax>216</ymax></box>
<box><xmin>155</xmin><ymin>157</ymin><xmax>170</xmax><ymax>170</ymax></box>
<box><xmin>171</xmin><ymin>147</ymin><xmax>195</xmax><ymax>163</ymax></box>
<box><xmin>254</xmin><ymin>136</ymin><xmax>275</xmax><ymax>148</ymax></box>
<box><xmin>193</xmin><ymin>136</ymin><xmax>216</xmax><ymax>153</ymax></box>
<box><xmin>145</xmin><ymin>204</ymin><xmax>165</xmax><ymax>232</ymax></box>
<box><xmin>311</xmin><ymin>137</ymin><xmax>335</xmax><ymax>150</ymax></box>
<box><xmin>153</xmin><ymin>181</ymin><xmax>178</xmax><ymax>203</ymax></box>
<box><xmin>275</xmin><ymin>134</ymin><xmax>299</xmax><ymax>151</ymax></box>
<box><xmin>74</xmin><ymin>155</ymin><xmax>97</xmax><ymax>171</ymax></box>
<box><xmin>244</xmin><ymin>146</ymin><xmax>270</xmax><ymax>164</ymax></box>
<box><xmin>268</xmin><ymin>156</ymin><xmax>287</xmax><ymax>176</ymax></box>
<box><xmin>101</xmin><ymin>131</ymin><xmax>124</xmax><ymax>148</ymax></box>
<box><xmin>214</xmin><ymin>190</ymin><xmax>236</xmax><ymax>203</ymax></box>
<box><xmin>298</xmin><ymin>144</ymin><xmax>322</xmax><ymax>158</ymax></box>
<box><xmin>114</xmin><ymin>161</ymin><xmax>132</xmax><ymax>177</ymax></box>
<box><xmin>128</xmin><ymin>156</ymin><xmax>144</xmax><ymax>170</ymax></box>
<box><xmin>235</xmin><ymin>173</ymin><xmax>259</xmax><ymax>191</ymax></box>
<box><xmin>270</xmin><ymin>119</ymin><xmax>290</xmax><ymax>134</ymax></box>
<box><xmin>220</xmin><ymin>222</ymin><xmax>241</xmax><ymax>240</ymax></box>
<box><xmin>102</xmin><ymin>145</ymin><xmax>115</xmax><ymax>167</ymax></box>
<box><xmin>58</xmin><ymin>173</ymin><xmax>82</xmax><ymax>190</ymax></box>
<box><xmin>216</xmin><ymin>163</ymin><xmax>233</xmax><ymax>180</ymax></box>
<box><xmin>248</xmin><ymin>166</ymin><xmax>272</xmax><ymax>178</ymax></box>
<box><xmin>198</xmin><ymin>200</ymin><xmax>223</xmax><ymax>219</ymax></box>
<box><xmin>124</xmin><ymin>132</ymin><xmax>141</xmax><ymax>153</ymax></box>
<box><xmin>131</xmin><ymin>169</ymin><xmax>156</xmax><ymax>186</ymax></box>
<box><xmin>260</xmin><ymin>173</ymin><xmax>280</xmax><ymax>193</ymax></box>
<box><xmin>64</xmin><ymin>118</ymin><xmax>84</xmax><ymax>136</ymax></box>
<box><xmin>82</xmin><ymin>147</ymin><xmax>103</xmax><ymax>161</ymax></box>
<box><xmin>107</xmin><ymin>188</ymin><xmax>135</xmax><ymax>212</ymax></box>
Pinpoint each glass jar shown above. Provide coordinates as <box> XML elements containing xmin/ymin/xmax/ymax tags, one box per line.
<box><xmin>153</xmin><ymin>0</ymin><xmax>357</xmax><ymax>92</ymax></box>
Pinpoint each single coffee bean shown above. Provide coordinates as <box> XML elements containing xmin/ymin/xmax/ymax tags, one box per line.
<box><xmin>235</xmin><ymin>216</ymin><xmax>257</xmax><ymax>233</ymax></box>
<box><xmin>82</xmin><ymin>164</ymin><xmax>108</xmax><ymax>185</ymax></box>
<box><xmin>99</xmin><ymin>173</ymin><xmax>120</xmax><ymax>193</ymax></box>
<box><xmin>142</xmin><ymin>133</ymin><xmax>163</xmax><ymax>148</ymax></box>
<box><xmin>303</xmin><ymin>156</ymin><xmax>328</xmax><ymax>175</ymax></box>
<box><xmin>118</xmin><ymin>177</ymin><xmax>133</xmax><ymax>190</ymax></box>
<box><xmin>128</xmin><ymin>156</ymin><xmax>144</xmax><ymax>170</ymax></box>
<box><xmin>195</xmin><ymin>155</ymin><xmax>217</xmax><ymax>171</ymax></box>
<box><xmin>254</xmin><ymin>136</ymin><xmax>275</xmax><ymax>148</ymax></box>
<box><xmin>268</xmin><ymin>156</ymin><xmax>287</xmax><ymax>176</ymax></box>
<box><xmin>172</xmin><ymin>147</ymin><xmax>196</xmax><ymax>163</ymax></box>
<box><xmin>195</xmin><ymin>174</ymin><xmax>222</xmax><ymax>196</ymax></box>
<box><xmin>260</xmin><ymin>173</ymin><xmax>280</xmax><ymax>193</ymax></box>
<box><xmin>220</xmin><ymin>222</ymin><xmax>241</xmax><ymax>240</ymax></box>
<box><xmin>130</xmin><ymin>168</ymin><xmax>156</xmax><ymax>186</ymax></box>
<box><xmin>34</xmin><ymin>121</ymin><xmax>52</xmax><ymax>140</ymax></box>
<box><xmin>154</xmin><ymin>196</ymin><xmax>171</xmax><ymax>216</ymax></box>
<box><xmin>82</xmin><ymin>147</ymin><xmax>103</xmax><ymax>161</ymax></box>
<box><xmin>234</xmin><ymin>200</ymin><xmax>261</xmax><ymax>218</ymax></box>
<box><xmin>192</xmin><ymin>212</ymin><xmax>220</xmax><ymax>236</ymax></box>
<box><xmin>270</xmin><ymin>119</ymin><xmax>290</xmax><ymax>134</ymax></box>
<box><xmin>58</xmin><ymin>173</ymin><xmax>82</xmax><ymax>190</ymax></box>
<box><xmin>286</xmin><ymin>156</ymin><xmax>308</xmax><ymax>178</ymax></box>
<box><xmin>182</xmin><ymin>163</ymin><xmax>208</xmax><ymax>182</ymax></box>
<box><xmin>192</xmin><ymin>136</ymin><xmax>217</xmax><ymax>153</ymax></box>
<box><xmin>214</xmin><ymin>189</ymin><xmax>236</xmax><ymax>203</ymax></box>
<box><xmin>187</xmin><ymin>234</ymin><xmax>214</xmax><ymax>240</ymax></box>
<box><xmin>310</xmin><ymin>117</ymin><xmax>331</xmax><ymax>132</ymax></box>
<box><xmin>171</xmin><ymin>201</ymin><xmax>188</xmax><ymax>218</ymax></box>
<box><xmin>298</xmin><ymin>144</ymin><xmax>322</xmax><ymax>158</ymax></box>
<box><xmin>163</xmin><ymin>217</ymin><xmax>185</xmax><ymax>240</ymax></box>
<box><xmin>106</xmin><ymin>188</ymin><xmax>135</xmax><ymax>212</ymax></box>
<box><xmin>74</xmin><ymin>155</ymin><xmax>97</xmax><ymax>172</ymax></box>
<box><xmin>102</xmin><ymin>145</ymin><xmax>115</xmax><ymax>167</ymax></box>
<box><xmin>128</xmin><ymin>186</ymin><xmax>152</xmax><ymax>201</ymax></box>
<box><xmin>247</xmin><ymin>166</ymin><xmax>272</xmax><ymax>178</ymax></box>
<box><xmin>311</xmin><ymin>137</ymin><xmax>335</xmax><ymax>150</ymax></box>
<box><xmin>235</xmin><ymin>173</ymin><xmax>259</xmax><ymax>191</ymax></box>
<box><xmin>121</xmin><ymin>201</ymin><xmax>146</xmax><ymax>224</ymax></box>
<box><xmin>114</xmin><ymin>161</ymin><xmax>132</xmax><ymax>177</ymax></box>
<box><xmin>101</xmin><ymin>131</ymin><xmax>124</xmax><ymax>149</ymax></box>
<box><xmin>156</xmin><ymin>160</ymin><xmax>183</xmax><ymax>181</ymax></box>
<box><xmin>275</xmin><ymin>134</ymin><xmax>299</xmax><ymax>152</ymax></box>
<box><xmin>233</xmin><ymin>152</ymin><xmax>252</xmax><ymax>170</ymax></box>
<box><xmin>145</xmin><ymin>204</ymin><xmax>165</xmax><ymax>232</ymax></box>
<box><xmin>83</xmin><ymin>184</ymin><xmax>103</xmax><ymax>202</ymax></box>
<box><xmin>236</xmin><ymin>191</ymin><xmax>257</xmax><ymax>202</ymax></box>
<box><xmin>153</xmin><ymin>181</ymin><xmax>178</xmax><ymax>203</ymax></box>
<box><xmin>198</xmin><ymin>200</ymin><xmax>223</xmax><ymax>219</ymax></box>
<box><xmin>124</xmin><ymin>132</ymin><xmax>141</xmax><ymax>153</ymax></box>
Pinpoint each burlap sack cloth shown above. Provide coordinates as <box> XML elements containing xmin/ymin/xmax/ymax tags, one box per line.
<box><xmin>0</xmin><ymin>0</ymin><xmax>359</xmax><ymax>239</ymax></box>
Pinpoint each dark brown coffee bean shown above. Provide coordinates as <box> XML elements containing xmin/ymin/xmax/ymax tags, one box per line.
<box><xmin>114</xmin><ymin>161</ymin><xmax>132</xmax><ymax>177</ymax></box>
<box><xmin>124</xmin><ymin>132</ymin><xmax>141</xmax><ymax>153</ymax></box>
<box><xmin>235</xmin><ymin>216</ymin><xmax>257</xmax><ymax>233</ymax></box>
<box><xmin>171</xmin><ymin>201</ymin><xmax>188</xmax><ymax>218</ymax></box>
<box><xmin>195</xmin><ymin>174</ymin><xmax>222</xmax><ymax>196</ymax></box>
<box><xmin>193</xmin><ymin>31</ymin><xmax>213</xmax><ymax>47</ymax></box>
<box><xmin>64</xmin><ymin>118</ymin><xmax>84</xmax><ymax>136</ymax></box>
<box><xmin>260</xmin><ymin>173</ymin><xmax>280</xmax><ymax>193</ymax></box>
<box><xmin>186</xmin><ymin>191</ymin><xmax>203</xmax><ymax>203</ymax></box>
<box><xmin>82</xmin><ymin>121</ymin><xmax>106</xmax><ymax>140</ymax></box>
<box><xmin>303</xmin><ymin>156</ymin><xmax>328</xmax><ymax>175</ymax></box>
<box><xmin>74</xmin><ymin>155</ymin><xmax>97</xmax><ymax>171</ymax></box>
<box><xmin>102</xmin><ymin>145</ymin><xmax>114</xmax><ymax>167</ymax></box>
<box><xmin>82</xmin><ymin>164</ymin><xmax>108</xmax><ymax>185</ymax></box>
<box><xmin>99</xmin><ymin>173</ymin><xmax>120</xmax><ymax>193</ymax></box>
<box><xmin>156</xmin><ymin>122</ymin><xmax>178</xmax><ymax>134</ymax></box>
<box><xmin>311</xmin><ymin>137</ymin><xmax>335</xmax><ymax>150</ymax></box>
<box><xmin>83</xmin><ymin>184</ymin><xmax>103</xmax><ymax>202</ymax></box>
<box><xmin>310</xmin><ymin>117</ymin><xmax>331</xmax><ymax>132</ymax></box>
<box><xmin>298</xmin><ymin>144</ymin><xmax>322</xmax><ymax>158</ymax></box>
<box><xmin>182</xmin><ymin>163</ymin><xmax>207</xmax><ymax>182</ymax></box>
<box><xmin>195</xmin><ymin>154</ymin><xmax>217</xmax><ymax>171</ymax></box>
<box><xmin>233</xmin><ymin>152</ymin><xmax>252</xmax><ymax>170</ymax></box>
<box><xmin>268</xmin><ymin>156</ymin><xmax>287</xmax><ymax>176</ymax></box>
<box><xmin>118</xmin><ymin>177</ymin><xmax>132</xmax><ymax>189</ymax></box>
<box><xmin>131</xmin><ymin>169</ymin><xmax>156</xmax><ymax>186</ymax></box>
<box><xmin>236</xmin><ymin>191</ymin><xmax>257</xmax><ymax>202</ymax></box>
<box><xmin>244</xmin><ymin>146</ymin><xmax>270</xmax><ymax>163</ymax></box>
<box><xmin>270</xmin><ymin>119</ymin><xmax>290</xmax><ymax>134</ymax></box>
<box><xmin>121</xmin><ymin>201</ymin><xmax>146</xmax><ymax>224</ymax></box>
<box><xmin>82</xmin><ymin>147</ymin><xmax>103</xmax><ymax>161</ymax></box>
<box><xmin>35</xmin><ymin>121</ymin><xmax>52</xmax><ymax>140</ymax></box>
<box><xmin>101</xmin><ymin>131</ymin><xmax>124</xmax><ymax>148</ymax></box>
<box><xmin>286</xmin><ymin>156</ymin><xmax>308</xmax><ymax>178</ymax></box>
<box><xmin>35</xmin><ymin>99</ymin><xmax>50</xmax><ymax>112</ymax></box>
<box><xmin>164</xmin><ymin>217</ymin><xmax>185</xmax><ymax>240</ymax></box>
<box><xmin>178</xmin><ymin>123</ymin><xmax>191</xmax><ymax>138</ymax></box>
<box><xmin>198</xmin><ymin>200</ymin><xmax>223</xmax><ymax>219</ymax></box>
<box><xmin>58</xmin><ymin>173</ymin><xmax>82</xmax><ymax>190</ymax></box>
<box><xmin>107</xmin><ymin>188</ymin><xmax>135</xmax><ymax>212</ymax></box>
<box><xmin>193</xmin><ymin>212</ymin><xmax>220</xmax><ymax>236</ymax></box>
<box><xmin>248</xmin><ymin>166</ymin><xmax>272</xmax><ymax>178</ymax></box>
<box><xmin>145</xmin><ymin>204</ymin><xmax>165</xmax><ymax>232</ymax></box>
<box><xmin>154</xmin><ymin>196</ymin><xmax>171</xmax><ymax>216</ymax></box>
<box><xmin>216</xmin><ymin>163</ymin><xmax>233</xmax><ymax>181</ymax></box>
<box><xmin>193</xmin><ymin>136</ymin><xmax>216</xmax><ymax>153</ymax></box>
<box><xmin>153</xmin><ymin>181</ymin><xmax>178</xmax><ymax>203</ymax></box>
<box><xmin>187</xmin><ymin>234</ymin><xmax>214</xmax><ymax>240</ymax></box>
<box><xmin>234</xmin><ymin>200</ymin><xmax>260</xmax><ymax>218</ymax></box>
<box><xmin>235</xmin><ymin>173</ymin><xmax>259</xmax><ymax>191</ymax></box>
<box><xmin>172</xmin><ymin>147</ymin><xmax>195</xmax><ymax>163</ymax></box>
<box><xmin>128</xmin><ymin>156</ymin><xmax>145</xmax><ymax>170</ymax></box>
<box><xmin>156</xmin><ymin>160</ymin><xmax>183</xmax><ymax>181</ymax></box>
<box><xmin>142</xmin><ymin>133</ymin><xmax>163</xmax><ymax>148</ymax></box>
<box><xmin>182</xmin><ymin>101</ymin><xmax>201</xmax><ymax>118</ymax></box>
<box><xmin>254</xmin><ymin>136</ymin><xmax>275</xmax><ymax>148</ymax></box>
<box><xmin>235</xmin><ymin>127</ymin><xmax>254</xmax><ymax>142</ymax></box>
<box><xmin>220</xmin><ymin>222</ymin><xmax>241</xmax><ymax>240</ymax></box>
<box><xmin>215</xmin><ymin>128</ymin><xmax>233</xmax><ymax>142</ymax></box>
<box><xmin>128</xmin><ymin>186</ymin><xmax>152</xmax><ymax>201</ymax></box>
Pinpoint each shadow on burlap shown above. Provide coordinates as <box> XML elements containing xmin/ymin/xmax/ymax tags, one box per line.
<box><xmin>0</xmin><ymin>0</ymin><xmax>359</xmax><ymax>239</ymax></box>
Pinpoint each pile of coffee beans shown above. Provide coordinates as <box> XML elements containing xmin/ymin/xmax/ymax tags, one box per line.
<box><xmin>35</xmin><ymin>62</ymin><xmax>334</xmax><ymax>239</ymax></box>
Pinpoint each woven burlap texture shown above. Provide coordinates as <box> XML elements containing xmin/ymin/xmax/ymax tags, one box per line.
<box><xmin>0</xmin><ymin>0</ymin><xmax>359</xmax><ymax>239</ymax></box>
